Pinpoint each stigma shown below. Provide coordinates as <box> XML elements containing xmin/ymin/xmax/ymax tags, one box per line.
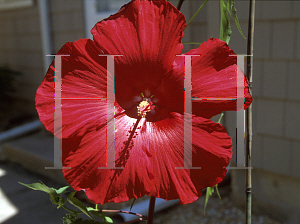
<box><xmin>137</xmin><ymin>99</ymin><xmax>155</xmax><ymax>118</ymax></box>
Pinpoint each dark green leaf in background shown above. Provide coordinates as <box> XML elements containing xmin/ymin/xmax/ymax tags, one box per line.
<box><xmin>67</xmin><ymin>192</ymin><xmax>95</xmax><ymax>220</ymax></box>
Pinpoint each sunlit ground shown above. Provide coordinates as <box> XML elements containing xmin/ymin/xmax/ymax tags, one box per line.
<box><xmin>0</xmin><ymin>167</ymin><xmax>19</xmax><ymax>223</ymax></box>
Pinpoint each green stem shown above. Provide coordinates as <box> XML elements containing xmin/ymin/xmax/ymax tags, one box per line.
<box><xmin>185</xmin><ymin>0</ymin><xmax>210</xmax><ymax>28</ymax></box>
<box><xmin>182</xmin><ymin>42</ymin><xmax>202</xmax><ymax>45</ymax></box>
<box><xmin>217</xmin><ymin>113</ymin><xmax>224</xmax><ymax>124</ymax></box>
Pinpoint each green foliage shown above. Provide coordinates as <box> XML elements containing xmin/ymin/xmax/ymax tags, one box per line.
<box><xmin>220</xmin><ymin>0</ymin><xmax>232</xmax><ymax>44</ymax></box>
<box><xmin>217</xmin><ymin>113</ymin><xmax>224</xmax><ymax>124</ymax></box>
<box><xmin>55</xmin><ymin>186</ymin><xmax>70</xmax><ymax>195</ymax></box>
<box><xmin>19</xmin><ymin>181</ymin><xmax>65</xmax><ymax>207</ymax></box>
<box><xmin>224</xmin><ymin>0</ymin><xmax>245</xmax><ymax>39</ymax></box>
<box><xmin>63</xmin><ymin>213</ymin><xmax>78</xmax><ymax>224</ymax></box>
<box><xmin>220</xmin><ymin>0</ymin><xmax>245</xmax><ymax>44</ymax></box>
<box><xmin>19</xmin><ymin>182</ymin><xmax>113</xmax><ymax>223</ymax></box>
<box><xmin>67</xmin><ymin>192</ymin><xmax>96</xmax><ymax>220</ymax></box>
<box><xmin>19</xmin><ymin>181</ymin><xmax>54</xmax><ymax>193</ymax></box>
<box><xmin>87</xmin><ymin>207</ymin><xmax>113</xmax><ymax>223</ymax></box>
<box><xmin>204</xmin><ymin>185</ymin><xmax>221</xmax><ymax>215</ymax></box>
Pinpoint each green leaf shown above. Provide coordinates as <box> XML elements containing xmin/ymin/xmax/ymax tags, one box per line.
<box><xmin>130</xmin><ymin>198</ymin><xmax>136</xmax><ymax>211</ymax></box>
<box><xmin>224</xmin><ymin>0</ymin><xmax>245</xmax><ymax>39</ymax></box>
<box><xmin>19</xmin><ymin>181</ymin><xmax>62</xmax><ymax>205</ymax></box>
<box><xmin>87</xmin><ymin>207</ymin><xmax>97</xmax><ymax>211</ymax></box>
<box><xmin>215</xmin><ymin>184</ymin><xmax>221</xmax><ymax>199</ymax></box>
<box><xmin>90</xmin><ymin>212</ymin><xmax>113</xmax><ymax>223</ymax></box>
<box><xmin>63</xmin><ymin>213</ymin><xmax>78</xmax><ymax>224</ymax></box>
<box><xmin>54</xmin><ymin>186</ymin><xmax>70</xmax><ymax>195</ymax></box>
<box><xmin>204</xmin><ymin>185</ymin><xmax>222</xmax><ymax>215</ymax></box>
<box><xmin>67</xmin><ymin>192</ymin><xmax>95</xmax><ymax>221</ymax></box>
<box><xmin>19</xmin><ymin>182</ymin><xmax>54</xmax><ymax>194</ymax></box>
<box><xmin>103</xmin><ymin>216</ymin><xmax>113</xmax><ymax>223</ymax></box>
<box><xmin>220</xmin><ymin>0</ymin><xmax>232</xmax><ymax>44</ymax></box>
<box><xmin>87</xmin><ymin>208</ymin><xmax>113</xmax><ymax>223</ymax></box>
<box><xmin>204</xmin><ymin>187</ymin><xmax>213</xmax><ymax>215</ymax></box>
<box><xmin>217</xmin><ymin>112</ymin><xmax>224</xmax><ymax>124</ymax></box>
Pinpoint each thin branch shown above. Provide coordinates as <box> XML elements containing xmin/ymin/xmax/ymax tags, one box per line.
<box><xmin>101</xmin><ymin>209</ymin><xmax>147</xmax><ymax>219</ymax></box>
<box><xmin>246</xmin><ymin>0</ymin><xmax>255</xmax><ymax>224</ymax></box>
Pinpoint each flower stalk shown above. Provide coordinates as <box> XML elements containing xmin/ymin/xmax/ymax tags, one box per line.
<box><xmin>176</xmin><ymin>0</ymin><xmax>185</xmax><ymax>10</ymax></box>
<box><xmin>147</xmin><ymin>196</ymin><xmax>156</xmax><ymax>224</ymax></box>
<box><xmin>246</xmin><ymin>0</ymin><xmax>255</xmax><ymax>223</ymax></box>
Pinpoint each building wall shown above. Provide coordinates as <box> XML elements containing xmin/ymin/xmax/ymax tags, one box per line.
<box><xmin>0</xmin><ymin>0</ymin><xmax>206</xmax><ymax>113</ymax></box>
<box><xmin>169</xmin><ymin>0</ymin><xmax>208</xmax><ymax>53</ymax></box>
<box><xmin>0</xmin><ymin>3</ymin><xmax>43</xmax><ymax>112</ymax></box>
<box><xmin>226</xmin><ymin>1</ymin><xmax>300</xmax><ymax>177</ymax></box>
<box><xmin>220</xmin><ymin>1</ymin><xmax>300</xmax><ymax>223</ymax></box>
<box><xmin>48</xmin><ymin>0</ymin><xmax>85</xmax><ymax>53</ymax></box>
<box><xmin>0</xmin><ymin>0</ymin><xmax>85</xmax><ymax>115</ymax></box>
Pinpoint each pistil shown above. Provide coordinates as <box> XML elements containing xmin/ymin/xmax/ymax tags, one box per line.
<box><xmin>137</xmin><ymin>99</ymin><xmax>155</xmax><ymax>118</ymax></box>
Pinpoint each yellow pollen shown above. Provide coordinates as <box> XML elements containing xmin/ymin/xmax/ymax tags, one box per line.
<box><xmin>137</xmin><ymin>100</ymin><xmax>152</xmax><ymax>118</ymax></box>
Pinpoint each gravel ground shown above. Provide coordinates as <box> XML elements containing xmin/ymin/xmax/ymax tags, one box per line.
<box><xmin>153</xmin><ymin>186</ymin><xmax>285</xmax><ymax>224</ymax></box>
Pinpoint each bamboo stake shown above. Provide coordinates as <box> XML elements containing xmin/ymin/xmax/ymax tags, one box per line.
<box><xmin>246</xmin><ymin>0</ymin><xmax>255</xmax><ymax>223</ymax></box>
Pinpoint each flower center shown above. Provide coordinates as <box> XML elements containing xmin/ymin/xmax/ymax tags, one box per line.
<box><xmin>137</xmin><ymin>99</ymin><xmax>155</xmax><ymax>118</ymax></box>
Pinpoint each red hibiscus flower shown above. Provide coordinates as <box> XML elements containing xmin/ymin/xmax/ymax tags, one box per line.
<box><xmin>36</xmin><ymin>0</ymin><xmax>252</xmax><ymax>205</ymax></box>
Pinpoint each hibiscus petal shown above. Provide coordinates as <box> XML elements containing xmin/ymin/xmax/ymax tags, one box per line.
<box><xmin>91</xmin><ymin>0</ymin><xmax>186</xmax><ymax>111</ymax></box>
<box><xmin>62</xmin><ymin>112</ymin><xmax>231</xmax><ymax>205</ymax></box>
<box><xmin>140</xmin><ymin>113</ymin><xmax>232</xmax><ymax>204</ymax></box>
<box><xmin>173</xmin><ymin>38</ymin><xmax>252</xmax><ymax>118</ymax></box>
<box><xmin>36</xmin><ymin>39</ymin><xmax>111</xmax><ymax>138</ymax></box>
<box><xmin>62</xmin><ymin>113</ymin><xmax>155</xmax><ymax>204</ymax></box>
